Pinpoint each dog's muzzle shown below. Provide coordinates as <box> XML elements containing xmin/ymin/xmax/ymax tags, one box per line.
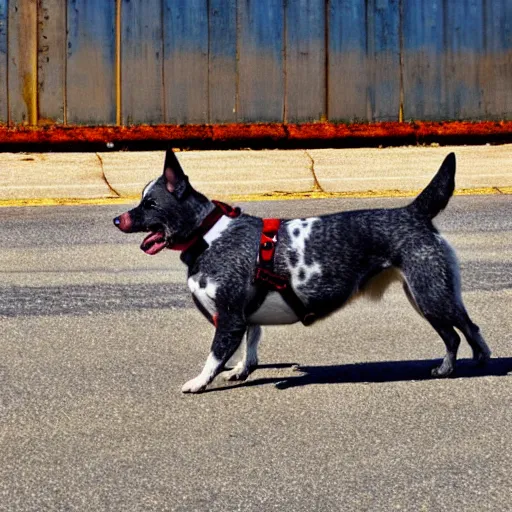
<box><xmin>113</xmin><ymin>212</ymin><xmax>132</xmax><ymax>233</ymax></box>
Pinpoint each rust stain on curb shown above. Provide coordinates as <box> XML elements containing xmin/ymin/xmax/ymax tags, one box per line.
<box><xmin>0</xmin><ymin>121</ymin><xmax>512</xmax><ymax>148</ymax></box>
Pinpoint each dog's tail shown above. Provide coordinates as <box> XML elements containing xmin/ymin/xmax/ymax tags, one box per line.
<box><xmin>410</xmin><ymin>153</ymin><xmax>456</xmax><ymax>219</ymax></box>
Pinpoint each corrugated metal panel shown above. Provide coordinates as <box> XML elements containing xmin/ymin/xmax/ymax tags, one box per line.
<box><xmin>402</xmin><ymin>0</ymin><xmax>444</xmax><ymax>120</ymax></box>
<box><xmin>163</xmin><ymin>0</ymin><xmax>209</xmax><ymax>124</ymax></box>
<box><xmin>238</xmin><ymin>0</ymin><xmax>284</xmax><ymax>122</ymax></box>
<box><xmin>368</xmin><ymin>0</ymin><xmax>400</xmax><ymax>121</ymax></box>
<box><xmin>209</xmin><ymin>0</ymin><xmax>237</xmax><ymax>123</ymax></box>
<box><xmin>66</xmin><ymin>0</ymin><xmax>116</xmax><ymax>124</ymax></box>
<box><xmin>481</xmin><ymin>0</ymin><xmax>512</xmax><ymax>119</ymax></box>
<box><xmin>8</xmin><ymin>0</ymin><xmax>37</xmax><ymax>125</ymax></box>
<box><xmin>121</xmin><ymin>0</ymin><xmax>164</xmax><ymax>125</ymax></box>
<box><xmin>444</xmin><ymin>0</ymin><xmax>485</xmax><ymax>120</ymax></box>
<box><xmin>2</xmin><ymin>0</ymin><xmax>512</xmax><ymax>128</ymax></box>
<box><xmin>328</xmin><ymin>0</ymin><xmax>369</xmax><ymax>121</ymax></box>
<box><xmin>38</xmin><ymin>0</ymin><xmax>66</xmax><ymax>124</ymax></box>
<box><xmin>285</xmin><ymin>0</ymin><xmax>326</xmax><ymax>122</ymax></box>
<box><xmin>0</xmin><ymin>0</ymin><xmax>7</xmax><ymax>123</ymax></box>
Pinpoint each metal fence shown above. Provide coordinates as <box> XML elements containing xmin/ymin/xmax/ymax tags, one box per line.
<box><xmin>1</xmin><ymin>0</ymin><xmax>511</xmax><ymax>127</ymax></box>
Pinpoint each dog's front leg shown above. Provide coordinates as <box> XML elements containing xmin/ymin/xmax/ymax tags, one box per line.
<box><xmin>181</xmin><ymin>314</ymin><xmax>247</xmax><ymax>394</ymax></box>
<box><xmin>221</xmin><ymin>325</ymin><xmax>262</xmax><ymax>382</ymax></box>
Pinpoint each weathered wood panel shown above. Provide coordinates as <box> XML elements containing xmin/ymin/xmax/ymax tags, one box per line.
<box><xmin>37</xmin><ymin>0</ymin><xmax>66</xmax><ymax>124</ymax></box>
<box><xmin>0</xmin><ymin>0</ymin><xmax>7</xmax><ymax>123</ymax></box>
<box><xmin>367</xmin><ymin>0</ymin><xmax>400</xmax><ymax>121</ymax></box>
<box><xmin>163</xmin><ymin>0</ymin><xmax>208</xmax><ymax>124</ymax></box>
<box><xmin>66</xmin><ymin>0</ymin><xmax>116</xmax><ymax>124</ymax></box>
<box><xmin>402</xmin><ymin>0</ymin><xmax>444</xmax><ymax>120</ymax></box>
<box><xmin>328</xmin><ymin>0</ymin><xmax>369</xmax><ymax>121</ymax></box>
<box><xmin>285</xmin><ymin>0</ymin><xmax>325</xmax><ymax>122</ymax></box>
<box><xmin>121</xmin><ymin>0</ymin><xmax>164</xmax><ymax>125</ymax></box>
<box><xmin>481</xmin><ymin>0</ymin><xmax>512</xmax><ymax>120</ymax></box>
<box><xmin>209</xmin><ymin>0</ymin><xmax>237</xmax><ymax>123</ymax></box>
<box><xmin>444</xmin><ymin>0</ymin><xmax>485</xmax><ymax>119</ymax></box>
<box><xmin>238</xmin><ymin>0</ymin><xmax>285</xmax><ymax>122</ymax></box>
<box><xmin>8</xmin><ymin>0</ymin><xmax>38</xmax><ymax>125</ymax></box>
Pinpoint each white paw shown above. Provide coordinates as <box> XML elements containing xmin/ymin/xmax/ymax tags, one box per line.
<box><xmin>181</xmin><ymin>376</ymin><xmax>207</xmax><ymax>394</ymax></box>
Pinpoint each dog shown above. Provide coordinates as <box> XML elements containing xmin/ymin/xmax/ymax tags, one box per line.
<box><xmin>114</xmin><ymin>150</ymin><xmax>491</xmax><ymax>393</ymax></box>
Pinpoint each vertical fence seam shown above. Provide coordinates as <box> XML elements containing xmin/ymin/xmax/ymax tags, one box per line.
<box><xmin>324</xmin><ymin>0</ymin><xmax>329</xmax><ymax>121</ymax></box>
<box><xmin>32</xmin><ymin>0</ymin><xmax>38</xmax><ymax>125</ymax></box>
<box><xmin>207</xmin><ymin>0</ymin><xmax>211</xmax><ymax>123</ymax></box>
<box><xmin>160</xmin><ymin>0</ymin><xmax>166</xmax><ymax>124</ymax></box>
<box><xmin>115</xmin><ymin>0</ymin><xmax>121</xmax><ymax>125</ymax></box>
<box><xmin>235</xmin><ymin>0</ymin><xmax>239</xmax><ymax>120</ymax></box>
<box><xmin>5</xmin><ymin>0</ymin><xmax>10</xmax><ymax>124</ymax></box>
<box><xmin>398</xmin><ymin>0</ymin><xmax>404</xmax><ymax>122</ymax></box>
<box><xmin>63</xmin><ymin>0</ymin><xmax>67</xmax><ymax>124</ymax></box>
<box><xmin>283</xmin><ymin>0</ymin><xmax>287</xmax><ymax>122</ymax></box>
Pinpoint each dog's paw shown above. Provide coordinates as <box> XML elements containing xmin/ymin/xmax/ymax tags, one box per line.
<box><xmin>473</xmin><ymin>350</ymin><xmax>491</xmax><ymax>366</ymax></box>
<box><xmin>431</xmin><ymin>365</ymin><xmax>454</xmax><ymax>378</ymax></box>
<box><xmin>220</xmin><ymin>360</ymin><xmax>258</xmax><ymax>382</ymax></box>
<box><xmin>181</xmin><ymin>377</ymin><xmax>207</xmax><ymax>394</ymax></box>
<box><xmin>220</xmin><ymin>364</ymin><xmax>250</xmax><ymax>382</ymax></box>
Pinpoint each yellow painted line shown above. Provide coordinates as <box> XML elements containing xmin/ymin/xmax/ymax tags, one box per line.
<box><xmin>0</xmin><ymin>197</ymin><xmax>136</xmax><ymax>208</ymax></box>
<box><xmin>0</xmin><ymin>187</ymin><xmax>510</xmax><ymax>208</ymax></box>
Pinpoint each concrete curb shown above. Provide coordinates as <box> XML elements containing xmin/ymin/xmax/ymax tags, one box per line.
<box><xmin>1</xmin><ymin>145</ymin><xmax>511</xmax><ymax>203</ymax></box>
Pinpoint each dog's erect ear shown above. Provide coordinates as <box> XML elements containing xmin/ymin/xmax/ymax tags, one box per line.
<box><xmin>163</xmin><ymin>149</ymin><xmax>188</xmax><ymax>197</ymax></box>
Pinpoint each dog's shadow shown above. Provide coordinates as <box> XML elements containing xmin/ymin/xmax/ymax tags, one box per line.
<box><xmin>211</xmin><ymin>358</ymin><xmax>512</xmax><ymax>392</ymax></box>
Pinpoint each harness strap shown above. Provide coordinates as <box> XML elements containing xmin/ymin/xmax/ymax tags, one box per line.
<box><xmin>171</xmin><ymin>200</ymin><xmax>241</xmax><ymax>265</ymax></box>
<box><xmin>249</xmin><ymin>218</ymin><xmax>317</xmax><ymax>326</ymax></box>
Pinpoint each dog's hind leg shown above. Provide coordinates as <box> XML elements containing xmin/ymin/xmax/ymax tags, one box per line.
<box><xmin>402</xmin><ymin>269</ymin><xmax>490</xmax><ymax>376</ymax></box>
<box><xmin>182</xmin><ymin>313</ymin><xmax>247</xmax><ymax>393</ymax></box>
<box><xmin>221</xmin><ymin>325</ymin><xmax>262</xmax><ymax>382</ymax></box>
<box><xmin>453</xmin><ymin>308</ymin><xmax>491</xmax><ymax>365</ymax></box>
<box><xmin>427</xmin><ymin>320</ymin><xmax>461</xmax><ymax>377</ymax></box>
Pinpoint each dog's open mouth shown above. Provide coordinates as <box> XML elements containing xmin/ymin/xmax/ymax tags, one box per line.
<box><xmin>141</xmin><ymin>231</ymin><xmax>168</xmax><ymax>255</ymax></box>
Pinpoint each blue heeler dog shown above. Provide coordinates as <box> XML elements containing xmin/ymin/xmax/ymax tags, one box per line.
<box><xmin>114</xmin><ymin>150</ymin><xmax>491</xmax><ymax>393</ymax></box>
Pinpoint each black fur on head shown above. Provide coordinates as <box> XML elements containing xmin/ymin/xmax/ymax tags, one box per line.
<box><xmin>113</xmin><ymin>149</ymin><xmax>214</xmax><ymax>254</ymax></box>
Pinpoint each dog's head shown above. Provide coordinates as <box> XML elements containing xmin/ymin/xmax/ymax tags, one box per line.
<box><xmin>113</xmin><ymin>150</ymin><xmax>213</xmax><ymax>254</ymax></box>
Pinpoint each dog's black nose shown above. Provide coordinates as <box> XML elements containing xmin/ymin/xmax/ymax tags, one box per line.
<box><xmin>113</xmin><ymin>217</ymin><xmax>121</xmax><ymax>226</ymax></box>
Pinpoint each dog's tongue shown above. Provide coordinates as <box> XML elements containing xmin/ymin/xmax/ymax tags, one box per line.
<box><xmin>141</xmin><ymin>232</ymin><xmax>167</xmax><ymax>255</ymax></box>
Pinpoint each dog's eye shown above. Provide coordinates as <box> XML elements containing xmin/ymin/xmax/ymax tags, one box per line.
<box><xmin>143</xmin><ymin>199</ymin><xmax>157</xmax><ymax>209</ymax></box>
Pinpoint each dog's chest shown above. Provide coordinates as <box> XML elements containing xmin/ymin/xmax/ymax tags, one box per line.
<box><xmin>188</xmin><ymin>275</ymin><xmax>218</xmax><ymax>317</ymax></box>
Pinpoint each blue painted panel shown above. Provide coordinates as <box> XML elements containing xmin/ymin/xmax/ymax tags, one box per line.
<box><xmin>484</xmin><ymin>0</ymin><xmax>512</xmax><ymax>51</ymax></box>
<box><xmin>367</xmin><ymin>0</ymin><xmax>400</xmax><ymax>121</ymax></box>
<box><xmin>285</xmin><ymin>0</ymin><xmax>325</xmax><ymax>122</ymax></box>
<box><xmin>444</xmin><ymin>0</ymin><xmax>485</xmax><ymax>119</ymax></box>
<box><xmin>238</xmin><ymin>0</ymin><xmax>285</xmax><ymax>122</ymax></box>
<box><xmin>121</xmin><ymin>0</ymin><xmax>164</xmax><ymax>124</ymax></box>
<box><xmin>328</xmin><ymin>0</ymin><xmax>369</xmax><ymax>121</ymax></box>
<box><xmin>209</xmin><ymin>0</ymin><xmax>237</xmax><ymax>123</ymax></box>
<box><xmin>67</xmin><ymin>0</ymin><xmax>116</xmax><ymax>124</ymax></box>
<box><xmin>163</xmin><ymin>0</ymin><xmax>208</xmax><ymax>124</ymax></box>
<box><xmin>0</xmin><ymin>0</ymin><xmax>7</xmax><ymax>123</ymax></box>
<box><xmin>402</xmin><ymin>0</ymin><xmax>445</xmax><ymax>120</ymax></box>
<box><xmin>482</xmin><ymin>0</ymin><xmax>512</xmax><ymax>119</ymax></box>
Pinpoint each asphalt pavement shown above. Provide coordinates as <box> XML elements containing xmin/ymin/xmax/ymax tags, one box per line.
<box><xmin>0</xmin><ymin>195</ymin><xmax>511</xmax><ymax>511</ymax></box>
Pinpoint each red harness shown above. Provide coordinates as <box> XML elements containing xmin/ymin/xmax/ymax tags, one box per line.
<box><xmin>252</xmin><ymin>218</ymin><xmax>316</xmax><ymax>325</ymax></box>
<box><xmin>170</xmin><ymin>202</ymin><xmax>315</xmax><ymax>326</ymax></box>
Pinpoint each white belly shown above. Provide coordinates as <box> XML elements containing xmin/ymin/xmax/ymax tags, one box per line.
<box><xmin>248</xmin><ymin>292</ymin><xmax>300</xmax><ymax>325</ymax></box>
